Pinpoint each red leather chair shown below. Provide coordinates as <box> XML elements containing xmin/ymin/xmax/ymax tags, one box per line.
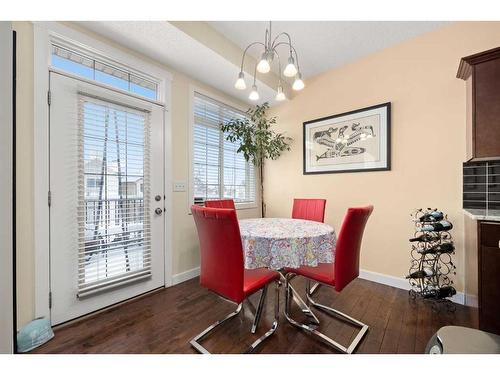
<box><xmin>284</xmin><ymin>205</ymin><xmax>374</xmax><ymax>354</ymax></box>
<box><xmin>205</xmin><ymin>199</ymin><xmax>236</xmax><ymax>210</ymax></box>
<box><xmin>190</xmin><ymin>205</ymin><xmax>280</xmax><ymax>353</ymax></box>
<box><xmin>292</xmin><ymin>198</ymin><xmax>327</xmax><ymax>222</ymax></box>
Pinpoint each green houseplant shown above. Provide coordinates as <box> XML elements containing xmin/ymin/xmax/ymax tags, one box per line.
<box><xmin>221</xmin><ymin>102</ymin><xmax>292</xmax><ymax>217</ymax></box>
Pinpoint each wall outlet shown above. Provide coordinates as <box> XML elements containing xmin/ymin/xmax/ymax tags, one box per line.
<box><xmin>173</xmin><ymin>181</ymin><xmax>186</xmax><ymax>192</ymax></box>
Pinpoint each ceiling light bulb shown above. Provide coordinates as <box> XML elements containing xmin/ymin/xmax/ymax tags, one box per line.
<box><xmin>249</xmin><ymin>85</ymin><xmax>260</xmax><ymax>101</ymax></box>
<box><xmin>257</xmin><ymin>53</ymin><xmax>271</xmax><ymax>74</ymax></box>
<box><xmin>275</xmin><ymin>85</ymin><xmax>286</xmax><ymax>101</ymax></box>
<box><xmin>292</xmin><ymin>72</ymin><xmax>305</xmax><ymax>91</ymax></box>
<box><xmin>283</xmin><ymin>56</ymin><xmax>298</xmax><ymax>77</ymax></box>
<box><xmin>234</xmin><ymin>72</ymin><xmax>246</xmax><ymax>90</ymax></box>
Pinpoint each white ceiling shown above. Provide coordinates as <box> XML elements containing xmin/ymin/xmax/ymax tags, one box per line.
<box><xmin>75</xmin><ymin>21</ymin><xmax>448</xmax><ymax>106</ymax></box>
<box><xmin>209</xmin><ymin>21</ymin><xmax>448</xmax><ymax>79</ymax></box>
<box><xmin>75</xmin><ymin>21</ymin><xmax>278</xmax><ymax>105</ymax></box>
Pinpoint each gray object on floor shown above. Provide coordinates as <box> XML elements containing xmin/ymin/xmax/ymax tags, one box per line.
<box><xmin>426</xmin><ymin>325</ymin><xmax>500</xmax><ymax>354</ymax></box>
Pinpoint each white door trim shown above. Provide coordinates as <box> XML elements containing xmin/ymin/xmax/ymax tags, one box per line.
<box><xmin>0</xmin><ymin>21</ymin><xmax>14</xmax><ymax>354</ymax></box>
<box><xmin>33</xmin><ymin>21</ymin><xmax>173</xmax><ymax>321</ymax></box>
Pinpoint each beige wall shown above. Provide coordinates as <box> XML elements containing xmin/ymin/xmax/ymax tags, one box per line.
<box><xmin>13</xmin><ymin>21</ymin><xmax>260</xmax><ymax>327</ymax></box>
<box><xmin>266</xmin><ymin>22</ymin><xmax>500</xmax><ymax>293</ymax></box>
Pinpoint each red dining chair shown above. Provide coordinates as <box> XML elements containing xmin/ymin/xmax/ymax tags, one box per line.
<box><xmin>190</xmin><ymin>205</ymin><xmax>280</xmax><ymax>354</ymax></box>
<box><xmin>292</xmin><ymin>198</ymin><xmax>327</xmax><ymax>223</ymax></box>
<box><xmin>284</xmin><ymin>205</ymin><xmax>374</xmax><ymax>354</ymax></box>
<box><xmin>205</xmin><ymin>199</ymin><xmax>236</xmax><ymax>210</ymax></box>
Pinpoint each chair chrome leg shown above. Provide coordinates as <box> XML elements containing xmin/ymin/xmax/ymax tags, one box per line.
<box><xmin>285</xmin><ymin>274</ymin><xmax>320</xmax><ymax>326</ymax></box>
<box><xmin>306</xmin><ymin>280</ymin><xmax>320</xmax><ymax>296</ymax></box>
<box><xmin>190</xmin><ymin>303</ymin><xmax>243</xmax><ymax>354</ymax></box>
<box><xmin>247</xmin><ymin>280</ymin><xmax>280</xmax><ymax>353</ymax></box>
<box><xmin>191</xmin><ymin>282</ymin><xmax>280</xmax><ymax>354</ymax></box>
<box><xmin>251</xmin><ymin>285</ymin><xmax>268</xmax><ymax>333</ymax></box>
<box><xmin>305</xmin><ymin>289</ymin><xmax>369</xmax><ymax>353</ymax></box>
<box><xmin>285</xmin><ymin>278</ymin><xmax>369</xmax><ymax>354</ymax></box>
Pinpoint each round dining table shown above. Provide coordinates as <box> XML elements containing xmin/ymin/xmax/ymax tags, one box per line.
<box><xmin>239</xmin><ymin>218</ymin><xmax>337</xmax><ymax>270</ymax></box>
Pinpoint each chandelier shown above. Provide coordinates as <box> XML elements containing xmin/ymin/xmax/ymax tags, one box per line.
<box><xmin>235</xmin><ymin>21</ymin><xmax>305</xmax><ymax>101</ymax></box>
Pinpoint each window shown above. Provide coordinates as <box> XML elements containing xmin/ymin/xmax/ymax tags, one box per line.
<box><xmin>192</xmin><ymin>92</ymin><xmax>257</xmax><ymax>207</ymax></box>
<box><xmin>51</xmin><ymin>44</ymin><xmax>158</xmax><ymax>100</ymax></box>
<box><xmin>78</xmin><ymin>94</ymin><xmax>151</xmax><ymax>297</ymax></box>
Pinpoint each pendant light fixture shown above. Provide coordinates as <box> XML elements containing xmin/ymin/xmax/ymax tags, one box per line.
<box><xmin>235</xmin><ymin>21</ymin><xmax>304</xmax><ymax>101</ymax></box>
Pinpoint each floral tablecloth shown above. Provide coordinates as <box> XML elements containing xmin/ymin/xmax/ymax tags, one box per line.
<box><xmin>239</xmin><ymin>218</ymin><xmax>336</xmax><ymax>270</ymax></box>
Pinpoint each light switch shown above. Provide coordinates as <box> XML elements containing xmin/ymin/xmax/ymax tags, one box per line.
<box><xmin>173</xmin><ymin>181</ymin><xmax>186</xmax><ymax>192</ymax></box>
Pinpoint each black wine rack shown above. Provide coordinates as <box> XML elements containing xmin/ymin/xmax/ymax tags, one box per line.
<box><xmin>407</xmin><ymin>208</ymin><xmax>457</xmax><ymax>312</ymax></box>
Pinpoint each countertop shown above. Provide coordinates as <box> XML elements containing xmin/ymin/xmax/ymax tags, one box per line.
<box><xmin>463</xmin><ymin>208</ymin><xmax>500</xmax><ymax>222</ymax></box>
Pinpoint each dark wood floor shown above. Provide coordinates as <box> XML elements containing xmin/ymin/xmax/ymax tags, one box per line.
<box><xmin>33</xmin><ymin>277</ymin><xmax>478</xmax><ymax>354</ymax></box>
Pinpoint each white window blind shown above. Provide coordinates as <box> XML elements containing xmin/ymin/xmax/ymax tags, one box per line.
<box><xmin>77</xmin><ymin>94</ymin><xmax>152</xmax><ymax>298</ymax></box>
<box><xmin>193</xmin><ymin>92</ymin><xmax>256</xmax><ymax>206</ymax></box>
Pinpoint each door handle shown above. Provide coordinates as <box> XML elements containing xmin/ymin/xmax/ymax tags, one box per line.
<box><xmin>155</xmin><ymin>208</ymin><xmax>163</xmax><ymax>215</ymax></box>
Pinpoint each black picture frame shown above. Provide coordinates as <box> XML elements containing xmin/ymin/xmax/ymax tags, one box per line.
<box><xmin>303</xmin><ymin>102</ymin><xmax>391</xmax><ymax>175</ymax></box>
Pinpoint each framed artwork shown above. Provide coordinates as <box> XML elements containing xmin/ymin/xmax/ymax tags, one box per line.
<box><xmin>303</xmin><ymin>102</ymin><xmax>391</xmax><ymax>174</ymax></box>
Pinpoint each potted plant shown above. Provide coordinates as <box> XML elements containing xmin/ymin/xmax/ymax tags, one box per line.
<box><xmin>221</xmin><ymin>102</ymin><xmax>292</xmax><ymax>217</ymax></box>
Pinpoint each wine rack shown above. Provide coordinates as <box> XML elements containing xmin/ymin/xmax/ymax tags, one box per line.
<box><xmin>407</xmin><ymin>208</ymin><xmax>457</xmax><ymax>312</ymax></box>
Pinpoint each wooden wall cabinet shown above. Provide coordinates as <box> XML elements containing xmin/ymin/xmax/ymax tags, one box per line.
<box><xmin>465</xmin><ymin>219</ymin><xmax>500</xmax><ymax>335</ymax></box>
<box><xmin>458</xmin><ymin>47</ymin><xmax>500</xmax><ymax>161</ymax></box>
<box><xmin>479</xmin><ymin>222</ymin><xmax>500</xmax><ymax>335</ymax></box>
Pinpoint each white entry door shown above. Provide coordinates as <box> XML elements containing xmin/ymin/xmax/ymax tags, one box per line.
<box><xmin>49</xmin><ymin>72</ymin><xmax>165</xmax><ymax>325</ymax></box>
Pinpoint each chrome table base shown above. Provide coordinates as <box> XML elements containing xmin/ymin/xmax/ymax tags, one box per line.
<box><xmin>284</xmin><ymin>274</ymin><xmax>369</xmax><ymax>354</ymax></box>
<box><xmin>190</xmin><ymin>280</ymin><xmax>280</xmax><ymax>354</ymax></box>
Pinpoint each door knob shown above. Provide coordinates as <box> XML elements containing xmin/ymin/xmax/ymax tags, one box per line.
<box><xmin>155</xmin><ymin>208</ymin><xmax>163</xmax><ymax>215</ymax></box>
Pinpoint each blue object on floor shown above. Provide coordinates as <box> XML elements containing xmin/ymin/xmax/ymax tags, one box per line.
<box><xmin>16</xmin><ymin>318</ymin><xmax>54</xmax><ymax>352</ymax></box>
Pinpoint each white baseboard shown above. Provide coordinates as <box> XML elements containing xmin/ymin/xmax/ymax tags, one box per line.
<box><xmin>359</xmin><ymin>269</ymin><xmax>465</xmax><ymax>305</ymax></box>
<box><xmin>464</xmin><ymin>294</ymin><xmax>478</xmax><ymax>308</ymax></box>
<box><xmin>170</xmin><ymin>266</ymin><xmax>465</xmax><ymax>305</ymax></box>
<box><xmin>171</xmin><ymin>266</ymin><xmax>200</xmax><ymax>285</ymax></box>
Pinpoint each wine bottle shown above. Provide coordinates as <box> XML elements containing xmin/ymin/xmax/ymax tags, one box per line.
<box><xmin>406</xmin><ymin>268</ymin><xmax>434</xmax><ymax>279</ymax></box>
<box><xmin>409</xmin><ymin>233</ymin><xmax>438</xmax><ymax>242</ymax></box>
<box><xmin>422</xmin><ymin>286</ymin><xmax>456</xmax><ymax>299</ymax></box>
<box><xmin>421</xmin><ymin>220</ymin><xmax>453</xmax><ymax>232</ymax></box>
<box><xmin>419</xmin><ymin>211</ymin><xmax>444</xmax><ymax>222</ymax></box>
<box><xmin>418</xmin><ymin>242</ymin><xmax>455</xmax><ymax>255</ymax></box>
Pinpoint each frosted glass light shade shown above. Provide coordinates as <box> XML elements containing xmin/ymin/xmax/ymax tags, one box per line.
<box><xmin>257</xmin><ymin>58</ymin><xmax>271</xmax><ymax>74</ymax></box>
<box><xmin>234</xmin><ymin>72</ymin><xmax>246</xmax><ymax>90</ymax></box>
<box><xmin>249</xmin><ymin>85</ymin><xmax>259</xmax><ymax>101</ymax></box>
<box><xmin>283</xmin><ymin>56</ymin><xmax>297</xmax><ymax>77</ymax></box>
<box><xmin>275</xmin><ymin>86</ymin><xmax>286</xmax><ymax>101</ymax></box>
<box><xmin>292</xmin><ymin>72</ymin><xmax>305</xmax><ymax>91</ymax></box>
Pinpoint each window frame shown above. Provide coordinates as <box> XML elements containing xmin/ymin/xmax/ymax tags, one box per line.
<box><xmin>49</xmin><ymin>35</ymin><xmax>164</xmax><ymax>104</ymax></box>
<box><xmin>188</xmin><ymin>86</ymin><xmax>259</xmax><ymax>212</ymax></box>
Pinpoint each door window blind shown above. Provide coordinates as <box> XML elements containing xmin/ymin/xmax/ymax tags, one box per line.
<box><xmin>193</xmin><ymin>92</ymin><xmax>256</xmax><ymax>205</ymax></box>
<box><xmin>77</xmin><ymin>94</ymin><xmax>152</xmax><ymax>298</ymax></box>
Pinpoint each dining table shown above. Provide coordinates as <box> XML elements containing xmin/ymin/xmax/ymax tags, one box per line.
<box><xmin>238</xmin><ymin>217</ymin><xmax>337</xmax><ymax>335</ymax></box>
<box><xmin>239</xmin><ymin>217</ymin><xmax>337</xmax><ymax>270</ymax></box>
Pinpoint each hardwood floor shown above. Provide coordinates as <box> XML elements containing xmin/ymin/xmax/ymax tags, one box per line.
<box><xmin>33</xmin><ymin>277</ymin><xmax>478</xmax><ymax>354</ymax></box>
